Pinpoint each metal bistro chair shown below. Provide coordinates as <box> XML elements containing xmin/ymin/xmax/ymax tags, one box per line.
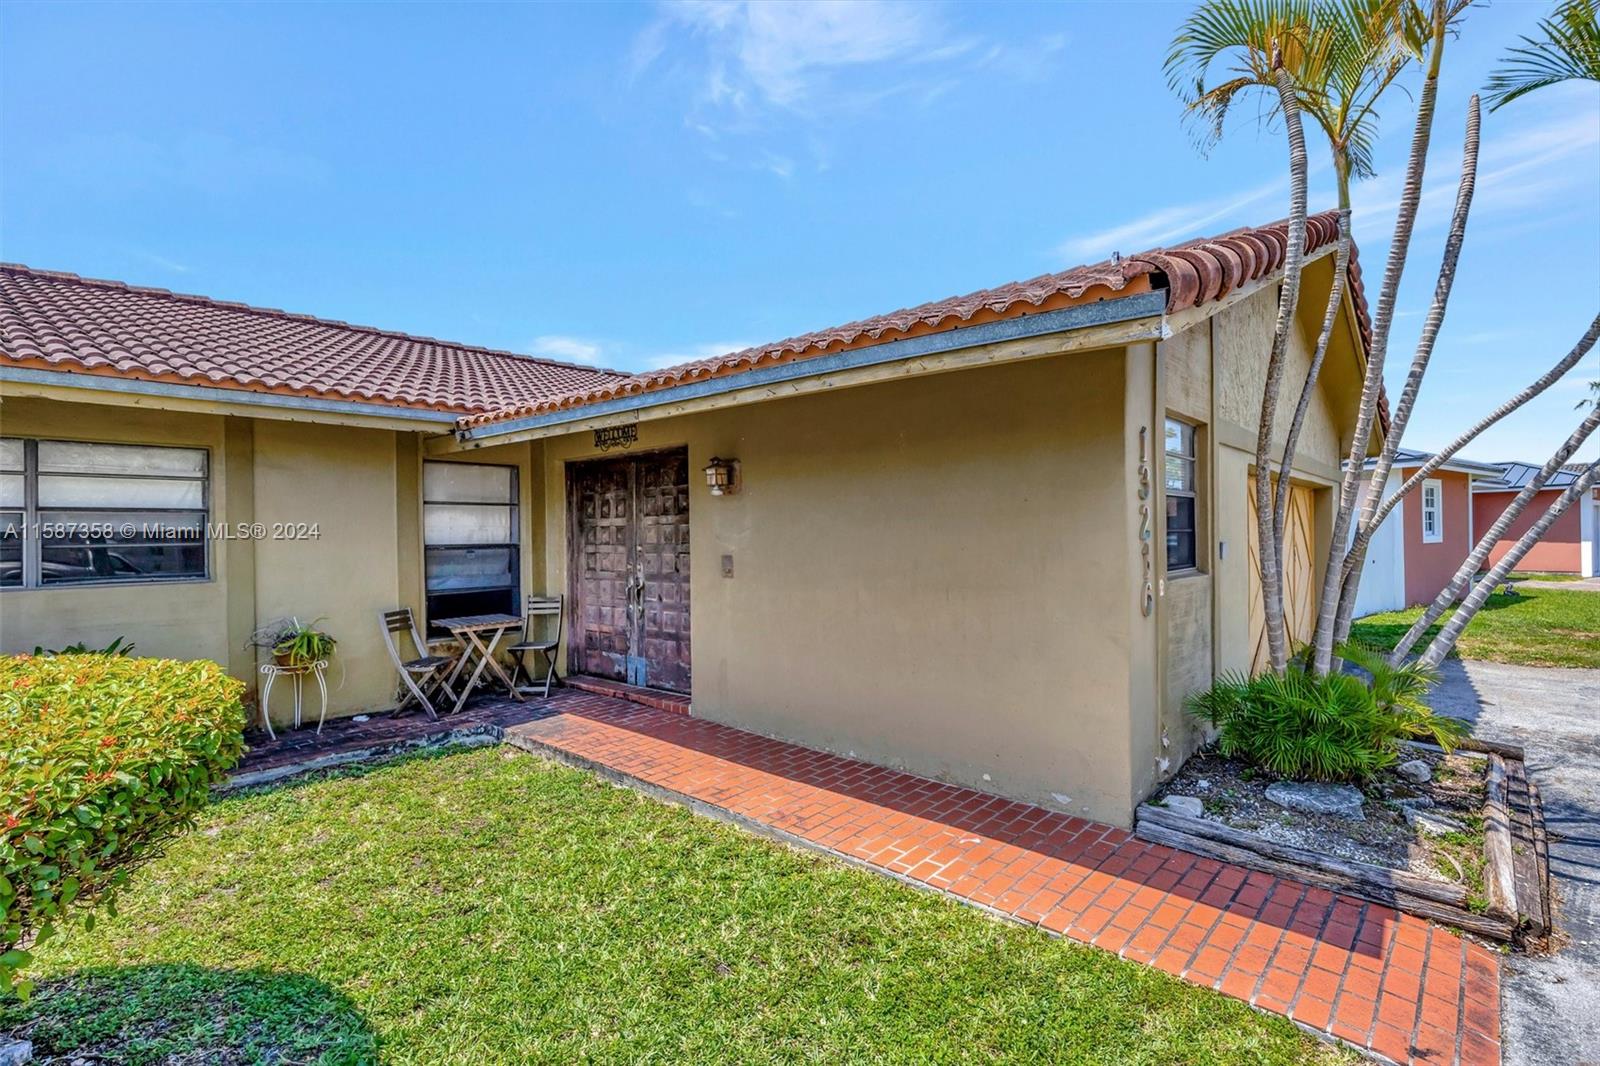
<box><xmin>379</xmin><ymin>608</ymin><xmax>458</xmax><ymax>720</ymax></box>
<box><xmin>508</xmin><ymin>595</ymin><xmax>564</xmax><ymax>698</ymax></box>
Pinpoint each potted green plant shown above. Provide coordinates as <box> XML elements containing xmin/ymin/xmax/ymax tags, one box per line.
<box><xmin>248</xmin><ymin>617</ymin><xmax>337</xmax><ymax>667</ymax></box>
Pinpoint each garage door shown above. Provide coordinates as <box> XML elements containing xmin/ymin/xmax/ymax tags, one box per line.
<box><xmin>1247</xmin><ymin>480</ymin><xmax>1317</xmax><ymax>672</ymax></box>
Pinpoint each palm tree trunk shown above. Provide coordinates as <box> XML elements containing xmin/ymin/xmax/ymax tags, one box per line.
<box><xmin>1256</xmin><ymin>62</ymin><xmax>1312</xmax><ymax>673</ymax></box>
<box><xmin>1341</xmin><ymin>311</ymin><xmax>1600</xmax><ymax>542</ymax></box>
<box><xmin>1273</xmin><ymin>152</ymin><xmax>1352</xmax><ymax>582</ymax></box>
<box><xmin>1389</xmin><ymin>404</ymin><xmax>1600</xmax><ymax>664</ymax></box>
<box><xmin>1310</xmin><ymin>4</ymin><xmax>1450</xmax><ymax>672</ymax></box>
<box><xmin>1416</xmin><ymin>460</ymin><xmax>1600</xmax><ymax>669</ymax></box>
<box><xmin>1325</xmin><ymin>95</ymin><xmax>1482</xmax><ymax>659</ymax></box>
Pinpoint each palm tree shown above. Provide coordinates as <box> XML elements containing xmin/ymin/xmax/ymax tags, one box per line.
<box><xmin>1485</xmin><ymin>0</ymin><xmax>1600</xmax><ymax>111</ymax></box>
<box><xmin>1166</xmin><ymin>0</ymin><xmax>1424</xmax><ymax>215</ymax></box>
<box><xmin>1166</xmin><ymin>0</ymin><xmax>1426</xmax><ymax>671</ymax></box>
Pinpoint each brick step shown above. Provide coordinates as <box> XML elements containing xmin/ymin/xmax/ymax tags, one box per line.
<box><xmin>564</xmin><ymin>675</ymin><xmax>691</xmax><ymax>714</ymax></box>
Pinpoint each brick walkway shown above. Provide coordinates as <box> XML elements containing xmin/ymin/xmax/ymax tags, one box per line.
<box><xmin>505</xmin><ymin>698</ymin><xmax>1501</xmax><ymax>1066</ymax></box>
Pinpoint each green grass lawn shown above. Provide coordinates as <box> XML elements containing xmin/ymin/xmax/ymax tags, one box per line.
<box><xmin>1</xmin><ymin>747</ymin><xmax>1345</xmax><ymax>1065</ymax></box>
<box><xmin>1503</xmin><ymin>571</ymin><xmax>1590</xmax><ymax>583</ymax></box>
<box><xmin>1351</xmin><ymin>586</ymin><xmax>1600</xmax><ymax>669</ymax></box>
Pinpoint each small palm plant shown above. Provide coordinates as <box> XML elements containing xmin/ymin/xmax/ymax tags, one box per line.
<box><xmin>1186</xmin><ymin>644</ymin><xmax>1464</xmax><ymax>781</ymax></box>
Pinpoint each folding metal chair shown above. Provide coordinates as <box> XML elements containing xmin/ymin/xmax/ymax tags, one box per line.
<box><xmin>507</xmin><ymin>595</ymin><xmax>563</xmax><ymax>698</ymax></box>
<box><xmin>378</xmin><ymin>608</ymin><xmax>457</xmax><ymax>719</ymax></box>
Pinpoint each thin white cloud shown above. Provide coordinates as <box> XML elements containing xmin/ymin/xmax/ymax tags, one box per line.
<box><xmin>1350</xmin><ymin>109</ymin><xmax>1600</xmax><ymax>240</ymax></box>
<box><xmin>1056</xmin><ymin>176</ymin><xmax>1287</xmax><ymax>263</ymax></box>
<box><xmin>132</xmin><ymin>250</ymin><xmax>190</xmax><ymax>274</ymax></box>
<box><xmin>642</xmin><ymin>339</ymin><xmax>757</xmax><ymax>371</ymax></box>
<box><xmin>633</xmin><ymin>0</ymin><xmax>985</xmax><ymax>146</ymax></box>
<box><xmin>654</xmin><ymin>0</ymin><xmax>954</xmax><ymax>112</ymax></box>
<box><xmin>527</xmin><ymin>335</ymin><xmax>606</xmax><ymax>366</ymax></box>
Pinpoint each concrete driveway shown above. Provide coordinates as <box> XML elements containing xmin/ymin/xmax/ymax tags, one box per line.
<box><xmin>1430</xmin><ymin>659</ymin><xmax>1600</xmax><ymax>1066</ymax></box>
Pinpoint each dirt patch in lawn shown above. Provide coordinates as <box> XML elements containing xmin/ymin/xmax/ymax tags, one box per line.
<box><xmin>1154</xmin><ymin>748</ymin><xmax>1489</xmax><ymax>904</ymax></box>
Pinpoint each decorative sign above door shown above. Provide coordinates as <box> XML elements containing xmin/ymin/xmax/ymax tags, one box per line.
<box><xmin>594</xmin><ymin>424</ymin><xmax>638</xmax><ymax>452</ymax></box>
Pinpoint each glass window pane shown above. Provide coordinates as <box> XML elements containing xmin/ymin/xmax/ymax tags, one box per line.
<box><xmin>1167</xmin><ymin>531</ymin><xmax>1197</xmax><ymax>571</ymax></box>
<box><xmin>425</xmin><ymin>546</ymin><xmax>517</xmax><ymax>592</ymax></box>
<box><xmin>0</xmin><ymin>474</ymin><xmax>22</xmax><ymax>508</ymax></box>
<box><xmin>1166</xmin><ymin>495</ymin><xmax>1196</xmax><ymax>533</ymax></box>
<box><xmin>0</xmin><ymin>439</ymin><xmax>22</xmax><ymax>472</ymax></box>
<box><xmin>0</xmin><ymin>511</ymin><xmax>20</xmax><ymax>587</ymax></box>
<box><xmin>1164</xmin><ymin>419</ymin><xmax>1194</xmax><ymax>458</ymax></box>
<box><xmin>424</xmin><ymin>504</ymin><xmax>514</xmax><ymax>545</ymax></box>
<box><xmin>424</xmin><ymin>462</ymin><xmax>514</xmax><ymax>503</ymax></box>
<box><xmin>39</xmin><ymin>475</ymin><xmax>204</xmax><ymax>509</ymax></box>
<box><xmin>38</xmin><ymin>510</ymin><xmax>206</xmax><ymax>546</ymax></box>
<box><xmin>41</xmin><ymin>543</ymin><xmax>206</xmax><ymax>584</ymax></box>
<box><xmin>38</xmin><ymin>440</ymin><xmax>204</xmax><ymax>477</ymax></box>
<box><xmin>1165</xmin><ymin>455</ymin><xmax>1194</xmax><ymax>493</ymax></box>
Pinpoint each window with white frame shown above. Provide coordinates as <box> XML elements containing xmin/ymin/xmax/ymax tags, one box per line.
<box><xmin>0</xmin><ymin>437</ymin><xmax>209</xmax><ymax>588</ymax></box>
<box><xmin>422</xmin><ymin>461</ymin><xmax>519</xmax><ymax>634</ymax></box>
<box><xmin>1164</xmin><ymin>417</ymin><xmax>1200</xmax><ymax>572</ymax></box>
<box><xmin>1421</xmin><ymin>478</ymin><xmax>1444</xmax><ymax>543</ymax></box>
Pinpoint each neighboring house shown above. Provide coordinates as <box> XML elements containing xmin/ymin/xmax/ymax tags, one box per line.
<box><xmin>1472</xmin><ymin>461</ymin><xmax>1599</xmax><ymax>577</ymax></box>
<box><xmin>1354</xmin><ymin>449</ymin><xmax>1504</xmax><ymax>610</ymax></box>
<box><xmin>0</xmin><ymin>211</ymin><xmax>1376</xmax><ymax>826</ymax></box>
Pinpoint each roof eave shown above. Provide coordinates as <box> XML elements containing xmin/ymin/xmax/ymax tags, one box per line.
<box><xmin>442</xmin><ymin>289</ymin><xmax>1170</xmax><ymax>452</ymax></box>
<box><xmin>0</xmin><ymin>363</ymin><xmax>464</xmax><ymax>428</ymax></box>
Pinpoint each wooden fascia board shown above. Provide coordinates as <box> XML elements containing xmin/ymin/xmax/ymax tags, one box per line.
<box><xmin>436</xmin><ymin>292</ymin><xmax>1169</xmax><ymax>454</ymax></box>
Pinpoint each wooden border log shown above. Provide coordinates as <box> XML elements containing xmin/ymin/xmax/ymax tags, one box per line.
<box><xmin>1137</xmin><ymin>803</ymin><xmax>1467</xmax><ymax>904</ymax></box>
<box><xmin>1504</xmin><ymin>756</ymin><xmax>1547</xmax><ymax>937</ymax></box>
<box><xmin>1483</xmin><ymin>755</ymin><xmax>1518</xmax><ymax>923</ymax></box>
<box><xmin>1530</xmin><ymin>779</ymin><xmax>1552</xmax><ymax>927</ymax></box>
<box><xmin>1134</xmin><ymin>815</ymin><xmax>1516</xmax><ymax>941</ymax></box>
<box><xmin>1457</xmin><ymin>735</ymin><xmax>1526</xmax><ymax>760</ymax></box>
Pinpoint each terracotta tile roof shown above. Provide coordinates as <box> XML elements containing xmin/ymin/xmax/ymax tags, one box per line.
<box><xmin>0</xmin><ymin>264</ymin><xmax>628</xmax><ymax>414</ymax></box>
<box><xmin>461</xmin><ymin>209</ymin><xmax>1373</xmax><ymax>430</ymax></box>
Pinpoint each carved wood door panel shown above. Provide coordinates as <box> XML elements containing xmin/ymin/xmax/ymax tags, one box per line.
<box><xmin>569</xmin><ymin>457</ymin><xmax>634</xmax><ymax>682</ymax></box>
<box><xmin>567</xmin><ymin>449</ymin><xmax>691</xmax><ymax>693</ymax></box>
<box><xmin>636</xmin><ymin>450</ymin><xmax>691</xmax><ymax>693</ymax></box>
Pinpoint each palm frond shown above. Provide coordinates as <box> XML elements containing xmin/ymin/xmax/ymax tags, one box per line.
<box><xmin>1486</xmin><ymin>0</ymin><xmax>1600</xmax><ymax>111</ymax></box>
<box><xmin>1166</xmin><ymin>0</ymin><xmax>1425</xmax><ymax>188</ymax></box>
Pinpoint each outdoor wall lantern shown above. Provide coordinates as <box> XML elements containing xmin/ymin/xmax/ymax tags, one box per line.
<box><xmin>703</xmin><ymin>457</ymin><xmax>740</xmax><ymax>496</ymax></box>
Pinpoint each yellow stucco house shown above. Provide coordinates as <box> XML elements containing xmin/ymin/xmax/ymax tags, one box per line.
<box><xmin>0</xmin><ymin>211</ymin><xmax>1374</xmax><ymax>826</ymax></box>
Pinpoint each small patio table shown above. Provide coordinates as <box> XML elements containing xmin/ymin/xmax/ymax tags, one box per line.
<box><xmin>434</xmin><ymin>613</ymin><xmax>526</xmax><ymax>715</ymax></box>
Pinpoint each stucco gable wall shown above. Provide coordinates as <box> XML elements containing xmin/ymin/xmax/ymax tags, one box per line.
<box><xmin>535</xmin><ymin>348</ymin><xmax>1145</xmax><ymax>825</ymax></box>
<box><xmin>1214</xmin><ymin>272</ymin><xmax>1344</xmax><ymax>473</ymax></box>
<box><xmin>1151</xmin><ymin>274</ymin><xmax>1354</xmax><ymax>786</ymax></box>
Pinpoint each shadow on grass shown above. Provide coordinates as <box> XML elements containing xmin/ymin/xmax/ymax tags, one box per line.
<box><xmin>225</xmin><ymin>740</ymin><xmax>497</xmax><ymax>801</ymax></box>
<box><xmin>0</xmin><ymin>962</ymin><xmax>376</xmax><ymax>1065</ymax></box>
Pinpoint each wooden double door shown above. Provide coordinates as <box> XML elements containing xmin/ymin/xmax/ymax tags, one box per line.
<box><xmin>567</xmin><ymin>449</ymin><xmax>691</xmax><ymax>693</ymax></box>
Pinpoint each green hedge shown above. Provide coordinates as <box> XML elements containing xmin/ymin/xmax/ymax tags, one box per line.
<box><xmin>1</xmin><ymin>655</ymin><xmax>245</xmax><ymax>996</ymax></box>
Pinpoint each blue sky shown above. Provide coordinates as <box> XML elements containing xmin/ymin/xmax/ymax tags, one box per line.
<box><xmin>2</xmin><ymin>1</ymin><xmax>1595</xmax><ymax>462</ymax></box>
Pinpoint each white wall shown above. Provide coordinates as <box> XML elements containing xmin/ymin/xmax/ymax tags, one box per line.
<box><xmin>1352</xmin><ymin>470</ymin><xmax>1406</xmax><ymax>616</ymax></box>
<box><xmin>1583</xmin><ymin>493</ymin><xmax>1597</xmax><ymax>578</ymax></box>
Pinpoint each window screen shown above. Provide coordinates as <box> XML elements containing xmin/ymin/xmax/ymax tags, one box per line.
<box><xmin>423</xmin><ymin>461</ymin><xmax>519</xmax><ymax>633</ymax></box>
<box><xmin>1164</xmin><ymin>419</ymin><xmax>1199</xmax><ymax>572</ymax></box>
<box><xmin>0</xmin><ymin>437</ymin><xmax>209</xmax><ymax>588</ymax></box>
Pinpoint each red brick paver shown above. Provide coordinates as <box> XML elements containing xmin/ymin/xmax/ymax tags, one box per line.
<box><xmin>506</xmin><ymin>698</ymin><xmax>1501</xmax><ymax>1066</ymax></box>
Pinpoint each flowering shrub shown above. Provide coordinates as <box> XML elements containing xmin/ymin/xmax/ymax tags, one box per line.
<box><xmin>1</xmin><ymin>655</ymin><xmax>244</xmax><ymax>996</ymax></box>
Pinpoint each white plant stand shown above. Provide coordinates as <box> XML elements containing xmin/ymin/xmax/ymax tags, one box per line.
<box><xmin>258</xmin><ymin>660</ymin><xmax>330</xmax><ymax>739</ymax></box>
